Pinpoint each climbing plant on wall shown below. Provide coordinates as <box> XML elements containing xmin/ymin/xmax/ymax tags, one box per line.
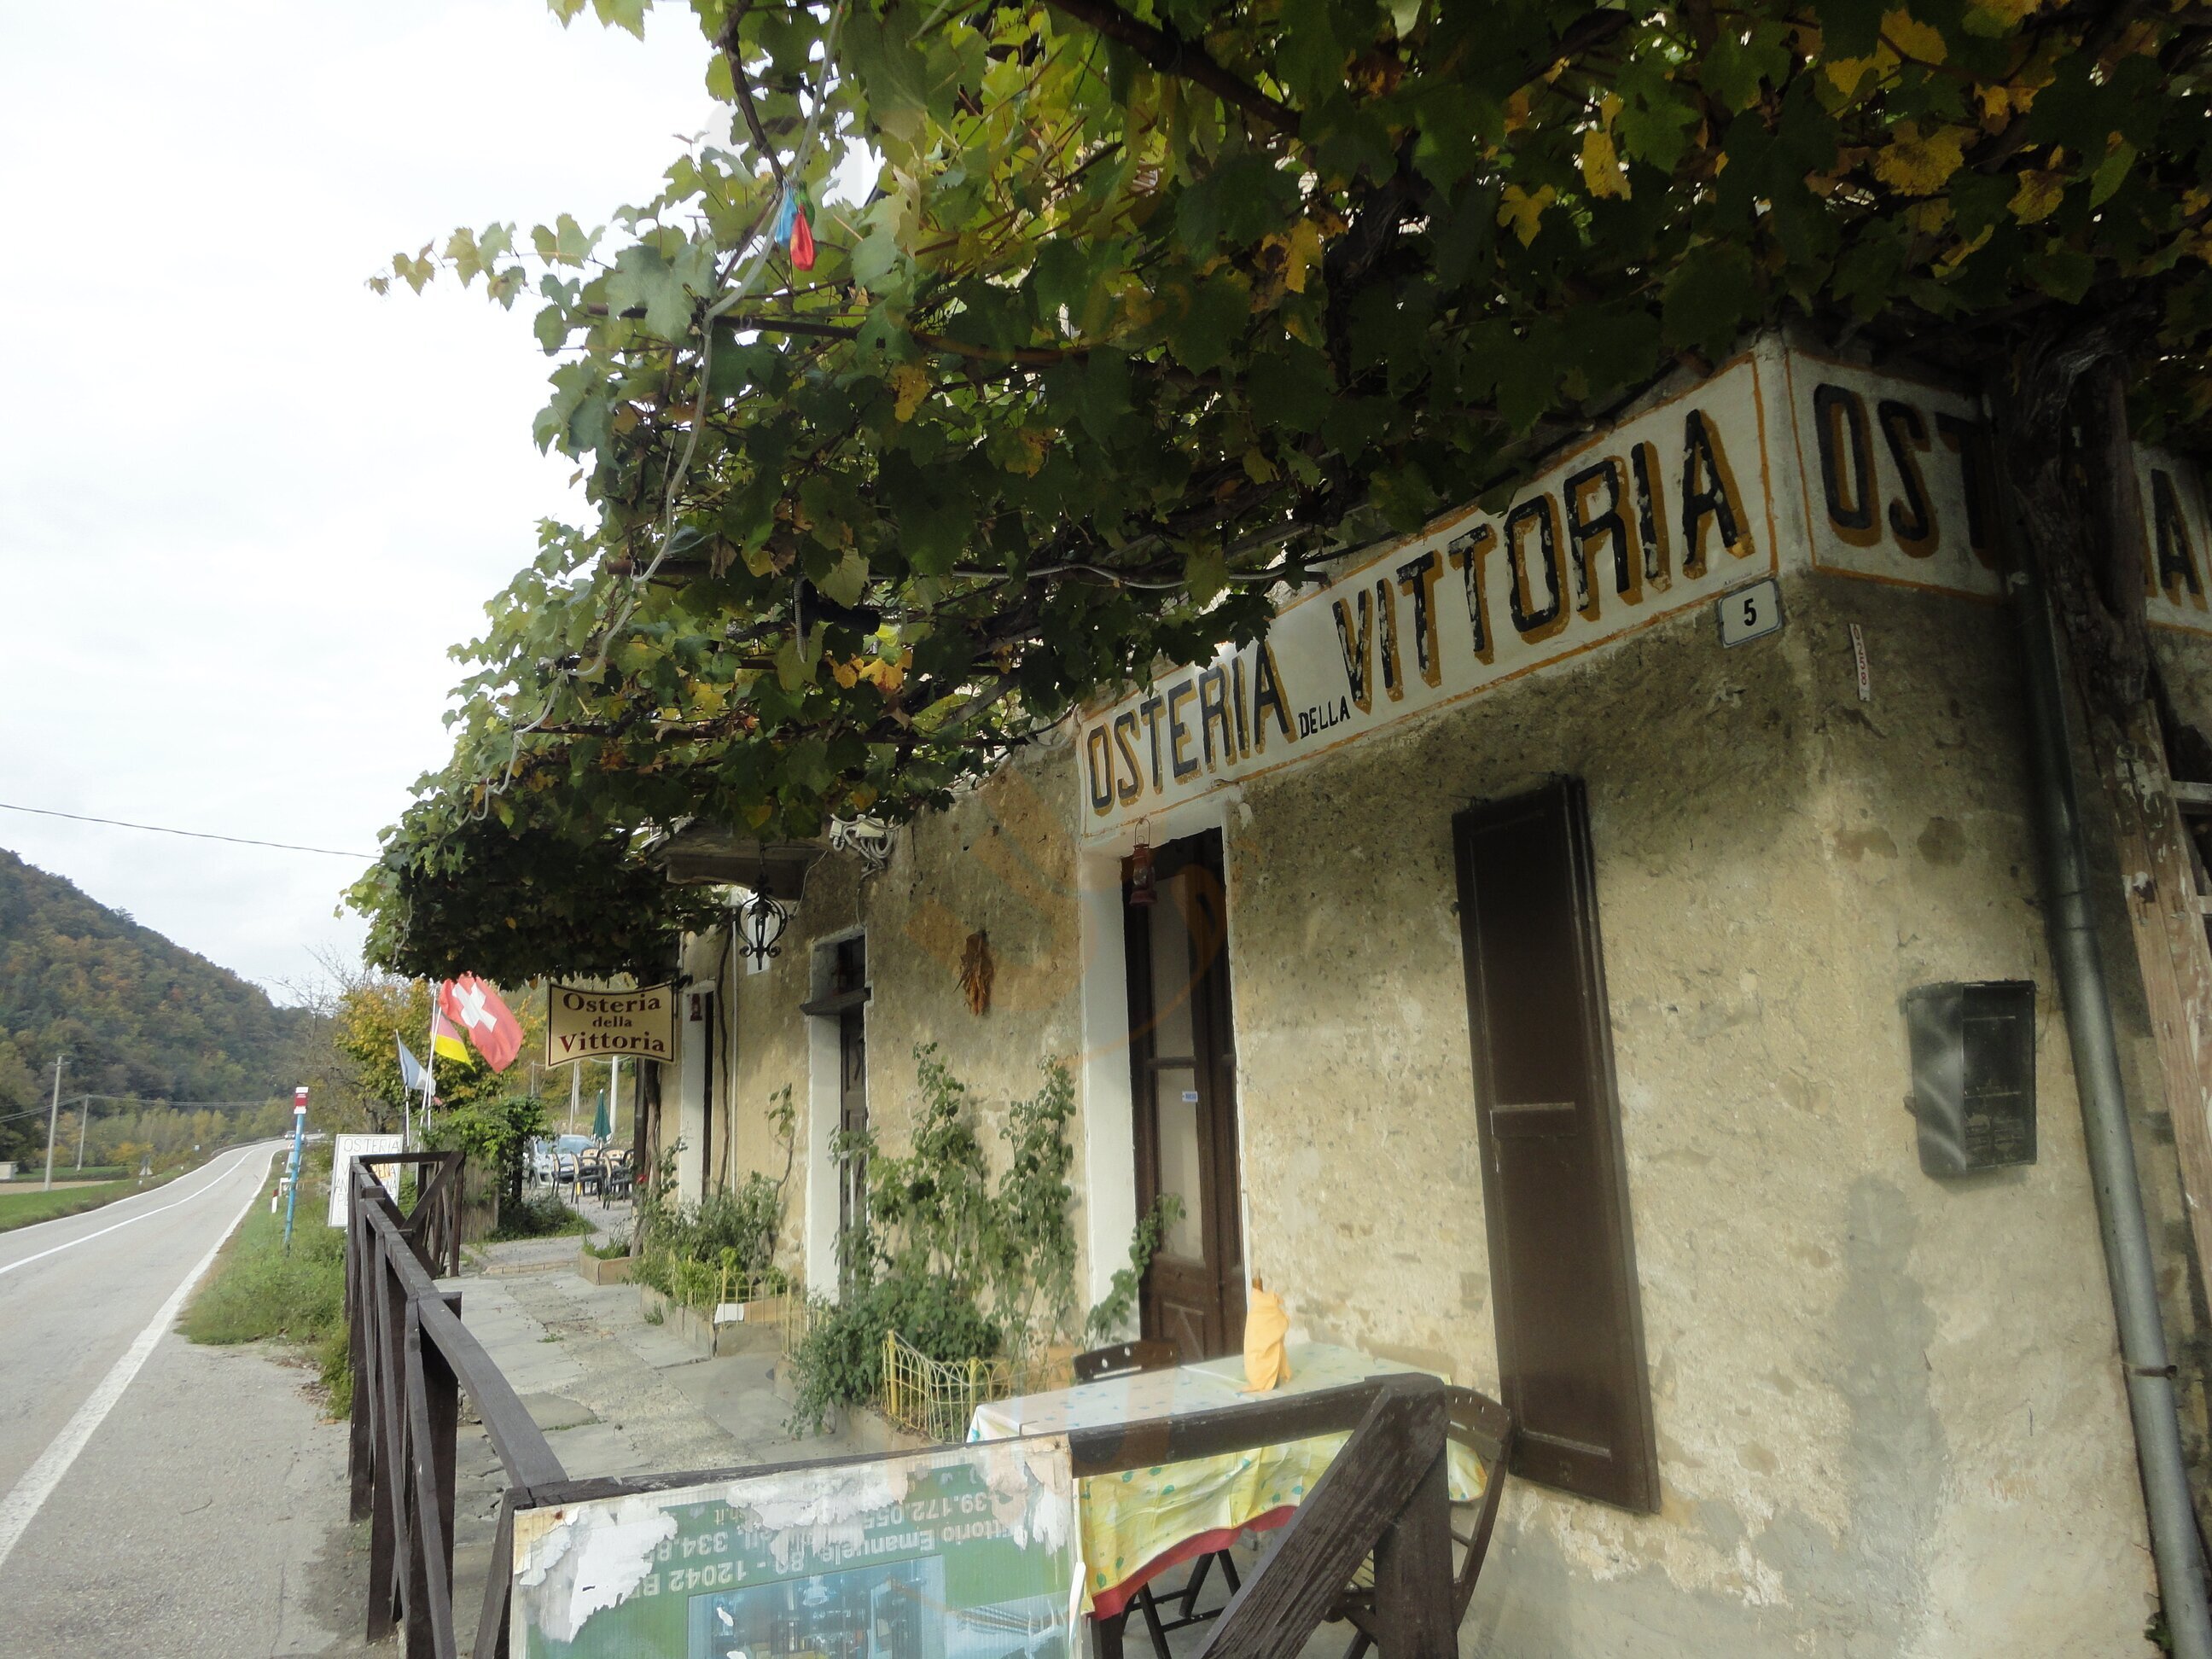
<box><xmin>353</xmin><ymin>0</ymin><xmax>2212</xmax><ymax>977</ymax></box>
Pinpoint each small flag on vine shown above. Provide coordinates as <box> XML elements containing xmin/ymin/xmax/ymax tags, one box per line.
<box><xmin>773</xmin><ymin>184</ymin><xmax>817</xmax><ymax>271</ymax></box>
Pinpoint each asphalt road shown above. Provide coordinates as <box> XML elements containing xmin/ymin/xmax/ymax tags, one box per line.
<box><xmin>0</xmin><ymin>1141</ymin><xmax>371</xmax><ymax>1656</ymax></box>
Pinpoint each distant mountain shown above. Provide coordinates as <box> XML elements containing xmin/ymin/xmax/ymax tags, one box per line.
<box><xmin>0</xmin><ymin>848</ymin><xmax>311</xmax><ymax>1161</ymax></box>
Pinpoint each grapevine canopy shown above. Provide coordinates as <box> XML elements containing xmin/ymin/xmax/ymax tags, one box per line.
<box><xmin>352</xmin><ymin>0</ymin><xmax>2212</xmax><ymax>979</ymax></box>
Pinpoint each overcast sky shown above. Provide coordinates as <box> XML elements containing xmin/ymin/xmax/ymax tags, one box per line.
<box><xmin>0</xmin><ymin>1</ymin><xmax>740</xmax><ymax>1002</ymax></box>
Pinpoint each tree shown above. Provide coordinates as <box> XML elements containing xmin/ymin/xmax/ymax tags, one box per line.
<box><xmin>297</xmin><ymin>952</ymin><xmax>549</xmax><ymax>1132</ymax></box>
<box><xmin>351</xmin><ymin>0</ymin><xmax>2212</xmax><ymax>976</ymax></box>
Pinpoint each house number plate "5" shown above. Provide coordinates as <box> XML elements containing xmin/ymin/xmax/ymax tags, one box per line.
<box><xmin>1718</xmin><ymin>578</ymin><xmax>1784</xmax><ymax>648</ymax></box>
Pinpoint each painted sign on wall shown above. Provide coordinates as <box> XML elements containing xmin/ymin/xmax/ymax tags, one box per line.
<box><xmin>1783</xmin><ymin>351</ymin><xmax>2212</xmax><ymax>634</ymax></box>
<box><xmin>546</xmin><ymin>981</ymin><xmax>676</xmax><ymax>1064</ymax></box>
<box><xmin>1079</xmin><ymin>357</ymin><xmax>1778</xmax><ymax>836</ymax></box>
<box><xmin>1076</xmin><ymin>341</ymin><xmax>2212</xmax><ymax>840</ymax></box>
<box><xmin>509</xmin><ymin>1438</ymin><xmax>1078</xmax><ymax>1657</ymax></box>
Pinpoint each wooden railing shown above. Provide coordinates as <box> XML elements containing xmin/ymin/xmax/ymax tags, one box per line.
<box><xmin>1077</xmin><ymin>1372</ymin><xmax>1459</xmax><ymax>1657</ymax></box>
<box><xmin>346</xmin><ymin>1156</ymin><xmax>567</xmax><ymax>1659</ymax></box>
<box><xmin>348</xmin><ymin>1155</ymin><xmax>1463</xmax><ymax>1656</ymax></box>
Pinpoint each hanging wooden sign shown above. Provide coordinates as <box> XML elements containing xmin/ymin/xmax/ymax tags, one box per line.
<box><xmin>546</xmin><ymin>981</ymin><xmax>676</xmax><ymax>1065</ymax></box>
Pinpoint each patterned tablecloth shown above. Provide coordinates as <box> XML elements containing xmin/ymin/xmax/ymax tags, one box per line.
<box><xmin>969</xmin><ymin>1342</ymin><xmax>1481</xmax><ymax>1618</ymax></box>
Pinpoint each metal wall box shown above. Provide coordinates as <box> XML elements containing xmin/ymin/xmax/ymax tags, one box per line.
<box><xmin>1904</xmin><ymin>981</ymin><xmax>2037</xmax><ymax>1177</ymax></box>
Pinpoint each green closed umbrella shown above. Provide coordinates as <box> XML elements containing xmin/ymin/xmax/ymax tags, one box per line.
<box><xmin>591</xmin><ymin>1090</ymin><xmax>611</xmax><ymax>1143</ymax></box>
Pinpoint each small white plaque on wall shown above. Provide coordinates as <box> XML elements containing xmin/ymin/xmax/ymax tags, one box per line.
<box><xmin>1718</xmin><ymin>578</ymin><xmax>1784</xmax><ymax>648</ymax></box>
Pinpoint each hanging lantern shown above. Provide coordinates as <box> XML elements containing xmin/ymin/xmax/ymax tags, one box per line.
<box><xmin>1128</xmin><ymin>836</ymin><xmax>1156</xmax><ymax>907</ymax></box>
<box><xmin>735</xmin><ymin>890</ymin><xmax>792</xmax><ymax>967</ymax></box>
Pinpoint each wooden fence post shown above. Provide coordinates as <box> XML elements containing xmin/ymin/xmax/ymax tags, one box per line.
<box><xmin>1369</xmin><ymin>1441</ymin><xmax>1453</xmax><ymax>1656</ymax></box>
<box><xmin>346</xmin><ymin>1189</ymin><xmax>374</xmax><ymax>1522</ymax></box>
<box><xmin>404</xmin><ymin>1300</ymin><xmax>462</xmax><ymax>1659</ymax></box>
<box><xmin>368</xmin><ymin>1232</ymin><xmax>410</xmax><ymax>1643</ymax></box>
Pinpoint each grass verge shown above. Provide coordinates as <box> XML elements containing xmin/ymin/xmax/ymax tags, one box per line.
<box><xmin>183</xmin><ymin>1148</ymin><xmax>351</xmax><ymax>1415</ymax></box>
<box><xmin>0</xmin><ymin>1171</ymin><xmax>183</xmax><ymax>1233</ymax></box>
<box><xmin>2</xmin><ymin>1164</ymin><xmax>127</xmax><ymax>1185</ymax></box>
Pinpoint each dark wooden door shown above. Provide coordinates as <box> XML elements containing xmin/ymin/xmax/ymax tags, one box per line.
<box><xmin>1125</xmin><ymin>832</ymin><xmax>1244</xmax><ymax>1359</ymax></box>
<box><xmin>836</xmin><ymin>931</ymin><xmax>869</xmax><ymax>1235</ymax></box>
<box><xmin>1454</xmin><ymin>778</ymin><xmax>1659</xmax><ymax>1511</ymax></box>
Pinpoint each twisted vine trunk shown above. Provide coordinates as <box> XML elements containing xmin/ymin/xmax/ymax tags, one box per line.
<box><xmin>1996</xmin><ymin>323</ymin><xmax>2212</xmax><ymax>1555</ymax></box>
<box><xmin>1996</xmin><ymin>328</ymin><xmax>2151</xmax><ymax>713</ymax></box>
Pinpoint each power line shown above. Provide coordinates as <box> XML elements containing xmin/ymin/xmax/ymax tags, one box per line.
<box><xmin>0</xmin><ymin>800</ymin><xmax>371</xmax><ymax>860</ymax></box>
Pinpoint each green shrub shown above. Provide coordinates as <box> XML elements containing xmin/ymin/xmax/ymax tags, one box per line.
<box><xmin>633</xmin><ymin>1087</ymin><xmax>795</xmax><ymax>1309</ymax></box>
<box><xmin>788</xmin><ymin>1049</ymin><xmax>1178</xmax><ymax>1433</ymax></box>
<box><xmin>488</xmin><ymin>1190</ymin><xmax>592</xmax><ymax>1241</ymax></box>
<box><xmin>422</xmin><ymin>1093</ymin><xmax>546</xmax><ymax>1217</ymax></box>
<box><xmin>788</xmin><ymin>1272</ymin><xmax>1003</xmax><ymax>1433</ymax></box>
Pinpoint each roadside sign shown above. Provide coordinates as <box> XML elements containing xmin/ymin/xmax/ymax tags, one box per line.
<box><xmin>328</xmin><ymin>1132</ymin><xmax>405</xmax><ymax>1228</ymax></box>
<box><xmin>510</xmin><ymin>1437</ymin><xmax>1079</xmax><ymax>1657</ymax></box>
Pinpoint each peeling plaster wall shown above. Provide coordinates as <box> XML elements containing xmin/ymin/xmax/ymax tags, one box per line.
<box><xmin>1225</xmin><ymin>573</ymin><xmax>2157</xmax><ymax>1656</ymax></box>
<box><xmin>721</xmin><ymin>742</ymin><xmax>1094</xmax><ymax>1294</ymax></box>
<box><xmin>698</xmin><ymin>568</ymin><xmax>2193</xmax><ymax>1653</ymax></box>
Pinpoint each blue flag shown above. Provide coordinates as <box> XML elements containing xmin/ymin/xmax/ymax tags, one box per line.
<box><xmin>397</xmin><ymin>1038</ymin><xmax>428</xmax><ymax>1095</ymax></box>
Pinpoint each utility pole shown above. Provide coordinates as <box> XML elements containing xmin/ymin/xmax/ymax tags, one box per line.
<box><xmin>75</xmin><ymin>1095</ymin><xmax>89</xmax><ymax>1169</ymax></box>
<box><xmin>41</xmin><ymin>1056</ymin><xmax>64</xmax><ymax>1192</ymax></box>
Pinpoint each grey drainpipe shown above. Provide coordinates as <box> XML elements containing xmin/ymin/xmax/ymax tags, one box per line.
<box><xmin>2006</xmin><ymin>509</ymin><xmax>2212</xmax><ymax>1656</ymax></box>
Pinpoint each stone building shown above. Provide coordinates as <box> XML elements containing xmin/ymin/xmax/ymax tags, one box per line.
<box><xmin>649</xmin><ymin>335</ymin><xmax>2212</xmax><ymax>1653</ymax></box>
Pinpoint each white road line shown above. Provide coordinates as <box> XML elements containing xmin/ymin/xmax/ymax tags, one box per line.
<box><xmin>0</xmin><ymin>1147</ymin><xmax>274</xmax><ymax>1575</ymax></box>
<box><xmin>0</xmin><ymin>1144</ymin><xmax>271</xmax><ymax>1280</ymax></box>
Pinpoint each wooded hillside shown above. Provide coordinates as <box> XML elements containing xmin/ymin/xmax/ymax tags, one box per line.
<box><xmin>0</xmin><ymin>848</ymin><xmax>311</xmax><ymax>1162</ymax></box>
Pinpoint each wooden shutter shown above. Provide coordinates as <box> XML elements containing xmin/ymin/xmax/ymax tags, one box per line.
<box><xmin>1453</xmin><ymin>778</ymin><xmax>1659</xmax><ymax>1511</ymax></box>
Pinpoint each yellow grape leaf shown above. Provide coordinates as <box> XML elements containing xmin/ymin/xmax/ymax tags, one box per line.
<box><xmin>1871</xmin><ymin>121</ymin><xmax>1967</xmax><ymax>196</ymax></box>
<box><xmin>1883</xmin><ymin>9</ymin><xmax>1947</xmax><ymax>62</ymax></box>
<box><xmin>1906</xmin><ymin>199</ymin><xmax>1952</xmax><ymax>235</ymax></box>
<box><xmin>2010</xmin><ymin>168</ymin><xmax>2066</xmax><ymax>222</ymax></box>
<box><xmin>890</xmin><ymin>362</ymin><xmax>930</xmax><ymax>422</ymax></box>
<box><xmin>1497</xmin><ymin>183</ymin><xmax>1557</xmax><ymax>246</ymax></box>
<box><xmin>1580</xmin><ymin>126</ymin><xmax>1629</xmax><ymax>200</ymax></box>
<box><xmin>1010</xmin><ymin>428</ymin><xmax>1049</xmax><ymax>475</ymax></box>
<box><xmin>1283</xmin><ymin>218</ymin><xmax>1324</xmax><ymax>294</ymax></box>
<box><xmin>1503</xmin><ymin>89</ymin><xmax>1533</xmax><ymax>133</ymax></box>
<box><xmin>1825</xmin><ymin>54</ymin><xmax>1881</xmax><ymax>93</ymax></box>
<box><xmin>830</xmin><ymin>658</ymin><xmax>862</xmax><ymax>689</ymax></box>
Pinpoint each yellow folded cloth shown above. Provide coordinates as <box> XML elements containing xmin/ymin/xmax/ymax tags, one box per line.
<box><xmin>1242</xmin><ymin>1282</ymin><xmax>1292</xmax><ymax>1393</ymax></box>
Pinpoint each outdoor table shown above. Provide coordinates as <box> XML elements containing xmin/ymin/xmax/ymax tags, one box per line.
<box><xmin>967</xmin><ymin>1341</ymin><xmax>1483</xmax><ymax>1627</ymax></box>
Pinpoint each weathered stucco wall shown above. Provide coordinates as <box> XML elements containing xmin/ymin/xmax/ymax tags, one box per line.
<box><xmin>1225</xmin><ymin>572</ymin><xmax>2156</xmax><ymax>1655</ymax></box>
<box><xmin>689</xmin><ymin>565</ymin><xmax>2199</xmax><ymax>1654</ymax></box>
<box><xmin>719</xmin><ymin>742</ymin><xmax>1093</xmax><ymax>1295</ymax></box>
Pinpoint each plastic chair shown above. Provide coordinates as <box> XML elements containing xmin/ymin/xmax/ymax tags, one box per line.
<box><xmin>1327</xmin><ymin>1386</ymin><xmax>1514</xmax><ymax>1659</ymax></box>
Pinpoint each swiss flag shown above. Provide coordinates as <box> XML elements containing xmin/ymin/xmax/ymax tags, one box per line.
<box><xmin>439</xmin><ymin>975</ymin><xmax>524</xmax><ymax>1073</ymax></box>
